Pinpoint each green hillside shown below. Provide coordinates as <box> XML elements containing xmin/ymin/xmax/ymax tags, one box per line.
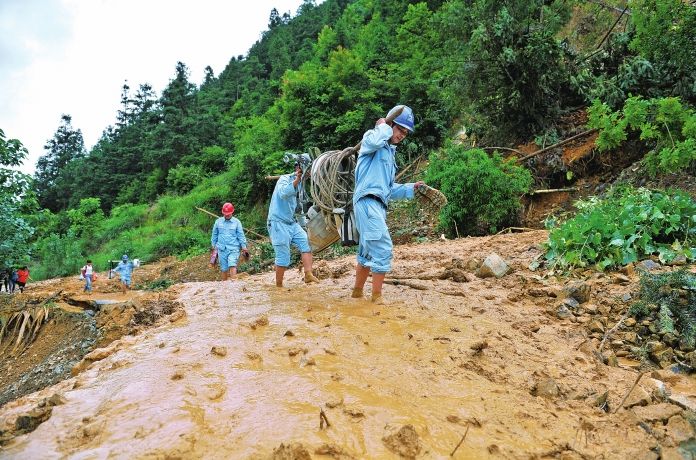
<box><xmin>1</xmin><ymin>0</ymin><xmax>695</xmax><ymax>279</ymax></box>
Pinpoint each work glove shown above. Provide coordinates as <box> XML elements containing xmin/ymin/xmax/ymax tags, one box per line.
<box><xmin>415</xmin><ymin>184</ymin><xmax>448</xmax><ymax>212</ymax></box>
<box><xmin>240</xmin><ymin>249</ymin><xmax>250</xmax><ymax>263</ymax></box>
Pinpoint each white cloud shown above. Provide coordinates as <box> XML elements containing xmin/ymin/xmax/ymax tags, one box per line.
<box><xmin>0</xmin><ymin>0</ymin><xmax>309</xmax><ymax>174</ymax></box>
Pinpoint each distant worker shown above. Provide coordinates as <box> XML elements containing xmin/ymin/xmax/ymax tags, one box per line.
<box><xmin>267</xmin><ymin>153</ymin><xmax>319</xmax><ymax>287</ymax></box>
<box><xmin>351</xmin><ymin>105</ymin><xmax>425</xmax><ymax>304</ymax></box>
<box><xmin>16</xmin><ymin>266</ymin><xmax>31</xmax><ymax>293</ymax></box>
<box><xmin>0</xmin><ymin>268</ymin><xmax>8</xmax><ymax>293</ymax></box>
<box><xmin>9</xmin><ymin>269</ymin><xmax>18</xmax><ymax>293</ymax></box>
<box><xmin>211</xmin><ymin>202</ymin><xmax>249</xmax><ymax>281</ymax></box>
<box><xmin>112</xmin><ymin>255</ymin><xmax>134</xmax><ymax>293</ymax></box>
<box><xmin>81</xmin><ymin>259</ymin><xmax>94</xmax><ymax>293</ymax></box>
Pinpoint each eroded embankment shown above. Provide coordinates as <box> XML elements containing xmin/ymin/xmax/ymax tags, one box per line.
<box><xmin>0</xmin><ymin>232</ymin><xmax>695</xmax><ymax>458</ymax></box>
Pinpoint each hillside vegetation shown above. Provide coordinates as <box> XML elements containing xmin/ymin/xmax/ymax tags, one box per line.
<box><xmin>1</xmin><ymin>0</ymin><xmax>694</xmax><ymax>279</ymax></box>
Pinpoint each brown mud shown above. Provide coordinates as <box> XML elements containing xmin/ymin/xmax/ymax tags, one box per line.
<box><xmin>1</xmin><ymin>231</ymin><xmax>695</xmax><ymax>458</ymax></box>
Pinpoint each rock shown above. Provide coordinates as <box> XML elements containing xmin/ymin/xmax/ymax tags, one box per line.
<box><xmin>442</xmin><ymin>268</ymin><xmax>472</xmax><ymax>283</ymax></box>
<box><xmin>679</xmin><ymin>339</ymin><xmax>695</xmax><ymax>353</ymax></box>
<box><xmin>343</xmin><ymin>407</ymin><xmax>364</xmax><ymax>418</ymax></box>
<box><xmin>621</xmin><ymin>263</ymin><xmax>636</xmax><ymax>278</ymax></box>
<box><xmin>588</xmin><ymin>320</ymin><xmax>605</xmax><ymax>333</ymax></box>
<box><xmin>288</xmin><ymin>347</ymin><xmax>308</xmax><ymax>357</ymax></box>
<box><xmin>614</xmin><ymin>274</ymin><xmax>631</xmax><ymax>285</ymax></box>
<box><xmin>646</xmin><ymin>341</ymin><xmax>666</xmax><ymax>354</ymax></box>
<box><xmin>564</xmin><ymin>282</ymin><xmax>591</xmax><ymax>304</ymax></box>
<box><xmin>314</xmin><ymin>444</ymin><xmax>354</xmax><ymax>459</ymax></box>
<box><xmin>249</xmin><ymin>316</ymin><xmax>269</xmax><ymax>330</ymax></box>
<box><xmin>382</xmin><ymin>424</ymin><xmax>422</xmax><ymax>459</ymax></box>
<box><xmin>15</xmin><ymin>406</ymin><xmax>52</xmax><ymax>433</ymax></box>
<box><xmin>271</xmin><ymin>442</ymin><xmax>312</xmax><ymax>460</ymax></box>
<box><xmin>632</xmin><ymin>403</ymin><xmax>682</xmax><ymax>422</ymax></box>
<box><xmin>640</xmin><ymin>259</ymin><xmax>661</xmax><ymax>271</ymax></box>
<box><xmin>470</xmin><ymin>341</ymin><xmax>488</xmax><ymax>352</ymax></box>
<box><xmin>661</xmin><ymin>447</ymin><xmax>688</xmax><ymax>460</ymax></box>
<box><xmin>598</xmin><ymin>305</ymin><xmax>612</xmax><ymax>316</ymax></box>
<box><xmin>670</xmin><ymin>254</ymin><xmax>688</xmax><ymax>266</ymax></box>
<box><xmin>624</xmin><ymin>385</ymin><xmax>652</xmax><ymax>408</ymax></box>
<box><xmin>584</xmin><ymin>303</ymin><xmax>599</xmax><ymax>314</ymax></box>
<box><xmin>623</xmin><ymin>332</ymin><xmax>638</xmax><ymax>344</ymax></box>
<box><xmin>465</xmin><ymin>258</ymin><xmax>481</xmax><ymax>271</ymax></box>
<box><xmin>84</xmin><ymin>344</ymin><xmax>118</xmax><ymax>361</ymax></box>
<box><xmin>595</xmin><ymin>391</ymin><xmax>609</xmax><ymax>410</ymax></box>
<box><xmin>556</xmin><ymin>305</ymin><xmax>572</xmax><ymax>320</ymax></box>
<box><xmin>606</xmin><ymin>354</ymin><xmax>619</xmax><ymax>367</ymax></box>
<box><xmin>475</xmin><ymin>253</ymin><xmax>510</xmax><ymax>279</ymax></box>
<box><xmin>47</xmin><ymin>394</ymin><xmax>66</xmax><ymax>406</ymax></box>
<box><xmin>652</xmin><ymin>347</ymin><xmax>674</xmax><ymax>368</ymax></box>
<box><xmin>665</xmin><ymin>415</ymin><xmax>695</xmax><ymax>444</ymax></box>
<box><xmin>621</xmin><ymin>293</ymin><xmax>632</xmax><ymax>302</ymax></box>
<box><xmin>563</xmin><ymin>297</ymin><xmax>580</xmax><ymax>309</ymax></box>
<box><xmin>169</xmin><ymin>309</ymin><xmax>186</xmax><ymax>322</ymax></box>
<box><xmin>284</xmin><ymin>330</ymin><xmax>295</xmax><ymax>337</ymax></box>
<box><xmin>663</xmin><ymin>333</ymin><xmax>680</xmax><ymax>349</ymax></box>
<box><xmin>211</xmin><ymin>346</ymin><xmax>228</xmax><ymax>357</ymax></box>
<box><xmin>245</xmin><ymin>351</ymin><xmax>262</xmax><ymax>361</ymax></box>
<box><xmin>624</xmin><ymin>318</ymin><xmax>637</xmax><ymax>328</ymax></box>
<box><xmin>531</xmin><ymin>378</ymin><xmax>560</xmax><ymax>399</ymax></box>
<box><xmin>326</xmin><ymin>396</ymin><xmax>344</xmax><ymax>408</ymax></box>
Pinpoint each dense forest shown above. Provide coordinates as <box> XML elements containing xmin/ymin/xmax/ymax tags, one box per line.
<box><xmin>1</xmin><ymin>0</ymin><xmax>695</xmax><ymax>279</ymax></box>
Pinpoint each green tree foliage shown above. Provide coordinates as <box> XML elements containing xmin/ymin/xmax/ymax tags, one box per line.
<box><xmin>0</xmin><ymin>129</ymin><xmax>35</xmax><ymax>266</ymax></box>
<box><xmin>588</xmin><ymin>96</ymin><xmax>696</xmax><ymax>175</ymax></box>
<box><xmin>426</xmin><ymin>145</ymin><xmax>532</xmax><ymax>236</ymax></box>
<box><xmin>34</xmin><ymin>114</ymin><xmax>86</xmax><ymax>211</ymax></box>
<box><xmin>545</xmin><ymin>187</ymin><xmax>696</xmax><ymax>271</ymax></box>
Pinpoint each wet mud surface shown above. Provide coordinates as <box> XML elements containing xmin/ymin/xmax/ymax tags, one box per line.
<box><xmin>1</xmin><ymin>231</ymin><xmax>695</xmax><ymax>458</ymax></box>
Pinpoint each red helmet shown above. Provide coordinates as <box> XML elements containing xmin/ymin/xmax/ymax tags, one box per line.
<box><xmin>221</xmin><ymin>202</ymin><xmax>234</xmax><ymax>215</ymax></box>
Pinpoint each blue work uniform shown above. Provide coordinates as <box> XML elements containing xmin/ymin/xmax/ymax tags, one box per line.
<box><xmin>211</xmin><ymin>216</ymin><xmax>248</xmax><ymax>271</ymax></box>
<box><xmin>267</xmin><ymin>173</ymin><xmax>311</xmax><ymax>267</ymax></box>
<box><xmin>353</xmin><ymin>123</ymin><xmax>415</xmax><ymax>273</ymax></box>
<box><xmin>113</xmin><ymin>261</ymin><xmax>134</xmax><ymax>286</ymax></box>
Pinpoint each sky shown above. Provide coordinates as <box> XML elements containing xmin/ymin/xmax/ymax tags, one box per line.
<box><xmin>0</xmin><ymin>0</ymin><xmax>309</xmax><ymax>174</ymax></box>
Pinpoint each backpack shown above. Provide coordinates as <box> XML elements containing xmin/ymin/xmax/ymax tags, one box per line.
<box><xmin>11</xmin><ymin>271</ymin><xmax>18</xmax><ymax>282</ymax></box>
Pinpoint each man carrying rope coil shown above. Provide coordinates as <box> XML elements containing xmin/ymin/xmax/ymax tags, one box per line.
<box><xmin>351</xmin><ymin>105</ymin><xmax>426</xmax><ymax>304</ymax></box>
<box><xmin>267</xmin><ymin>153</ymin><xmax>320</xmax><ymax>287</ymax></box>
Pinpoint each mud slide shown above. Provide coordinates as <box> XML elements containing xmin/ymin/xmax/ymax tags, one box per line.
<box><xmin>1</xmin><ymin>232</ymin><xmax>695</xmax><ymax>458</ymax></box>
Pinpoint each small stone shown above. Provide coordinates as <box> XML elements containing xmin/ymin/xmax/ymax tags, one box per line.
<box><xmin>614</xmin><ymin>274</ymin><xmax>631</xmax><ymax>285</ymax></box>
<box><xmin>556</xmin><ymin>305</ymin><xmax>572</xmax><ymax>320</ymax></box>
<box><xmin>272</xmin><ymin>443</ymin><xmax>311</xmax><ymax>460</ymax></box>
<box><xmin>584</xmin><ymin>303</ymin><xmax>599</xmax><ymax>314</ymax></box>
<box><xmin>640</xmin><ymin>259</ymin><xmax>661</xmax><ymax>271</ymax></box>
<box><xmin>624</xmin><ymin>318</ymin><xmax>637</xmax><ymax>328</ymax></box>
<box><xmin>47</xmin><ymin>394</ymin><xmax>66</xmax><ymax>406</ymax></box>
<box><xmin>446</xmin><ymin>415</ymin><xmax>461</xmax><ymax>423</ymax></box>
<box><xmin>598</xmin><ymin>305</ymin><xmax>612</xmax><ymax>316</ymax></box>
<box><xmin>606</xmin><ymin>354</ymin><xmax>619</xmax><ymax>367</ymax></box>
<box><xmin>382</xmin><ymin>424</ymin><xmax>422</xmax><ymax>459</ymax></box>
<box><xmin>283</xmin><ymin>330</ymin><xmax>295</xmax><ymax>337</ymax></box>
<box><xmin>652</xmin><ymin>347</ymin><xmax>674</xmax><ymax>368</ymax></box>
<box><xmin>624</xmin><ymin>385</ymin><xmax>652</xmax><ymax>408</ymax></box>
<box><xmin>475</xmin><ymin>253</ymin><xmax>510</xmax><ymax>279</ymax></box>
<box><xmin>169</xmin><ymin>310</ymin><xmax>186</xmax><ymax>322</ymax></box>
<box><xmin>564</xmin><ymin>282</ymin><xmax>591</xmax><ymax>304</ymax></box>
<box><xmin>563</xmin><ymin>297</ymin><xmax>580</xmax><ymax>309</ymax></box>
<box><xmin>470</xmin><ymin>341</ymin><xmax>488</xmax><ymax>352</ymax></box>
<box><xmin>621</xmin><ymin>293</ymin><xmax>632</xmax><ymax>302</ymax></box>
<box><xmin>665</xmin><ymin>415</ymin><xmax>695</xmax><ymax>443</ymax></box>
<box><xmin>531</xmin><ymin>378</ymin><xmax>560</xmax><ymax>399</ymax></box>
<box><xmin>325</xmin><ymin>397</ymin><xmax>344</xmax><ymax>408</ymax></box>
<box><xmin>588</xmin><ymin>320</ymin><xmax>605</xmax><ymax>333</ymax></box>
<box><xmin>288</xmin><ymin>347</ymin><xmax>308</xmax><ymax>357</ymax></box>
<box><xmin>245</xmin><ymin>351</ymin><xmax>262</xmax><ymax>361</ymax></box>
<box><xmin>670</xmin><ymin>254</ymin><xmax>687</xmax><ymax>266</ymax></box>
<box><xmin>632</xmin><ymin>403</ymin><xmax>681</xmax><ymax>422</ymax></box>
<box><xmin>211</xmin><ymin>346</ymin><xmax>228</xmax><ymax>357</ymax></box>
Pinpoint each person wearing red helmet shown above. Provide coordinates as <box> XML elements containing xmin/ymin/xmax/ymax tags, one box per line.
<box><xmin>211</xmin><ymin>202</ymin><xmax>249</xmax><ymax>281</ymax></box>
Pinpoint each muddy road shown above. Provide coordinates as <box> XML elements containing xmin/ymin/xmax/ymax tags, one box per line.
<box><xmin>1</xmin><ymin>231</ymin><xmax>695</xmax><ymax>458</ymax></box>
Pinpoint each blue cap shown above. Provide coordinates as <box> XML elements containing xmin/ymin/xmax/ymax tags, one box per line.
<box><xmin>387</xmin><ymin>105</ymin><xmax>415</xmax><ymax>133</ymax></box>
<box><xmin>122</xmin><ymin>254</ymin><xmax>128</xmax><ymax>261</ymax></box>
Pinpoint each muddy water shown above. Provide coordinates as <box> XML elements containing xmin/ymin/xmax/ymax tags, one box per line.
<box><xmin>0</xmin><ymin>238</ymin><xmax>688</xmax><ymax>458</ymax></box>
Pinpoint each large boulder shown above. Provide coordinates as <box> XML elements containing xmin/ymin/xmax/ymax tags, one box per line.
<box><xmin>475</xmin><ymin>253</ymin><xmax>510</xmax><ymax>279</ymax></box>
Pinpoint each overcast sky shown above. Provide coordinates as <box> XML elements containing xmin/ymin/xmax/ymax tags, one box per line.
<box><xmin>0</xmin><ymin>0</ymin><xmax>309</xmax><ymax>174</ymax></box>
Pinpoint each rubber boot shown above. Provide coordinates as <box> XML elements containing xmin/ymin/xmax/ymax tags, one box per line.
<box><xmin>371</xmin><ymin>293</ymin><xmax>384</xmax><ymax>305</ymax></box>
<box><xmin>304</xmin><ymin>271</ymin><xmax>319</xmax><ymax>283</ymax></box>
<box><xmin>351</xmin><ymin>288</ymin><xmax>364</xmax><ymax>299</ymax></box>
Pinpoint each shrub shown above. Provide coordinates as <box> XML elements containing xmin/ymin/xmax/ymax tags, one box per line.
<box><xmin>588</xmin><ymin>96</ymin><xmax>696</xmax><ymax>175</ymax></box>
<box><xmin>630</xmin><ymin>270</ymin><xmax>696</xmax><ymax>346</ymax></box>
<box><xmin>545</xmin><ymin>187</ymin><xmax>696</xmax><ymax>270</ymax></box>
<box><xmin>425</xmin><ymin>145</ymin><xmax>532</xmax><ymax>236</ymax></box>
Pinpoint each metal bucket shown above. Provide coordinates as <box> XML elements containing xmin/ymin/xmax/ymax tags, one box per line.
<box><xmin>307</xmin><ymin>210</ymin><xmax>339</xmax><ymax>253</ymax></box>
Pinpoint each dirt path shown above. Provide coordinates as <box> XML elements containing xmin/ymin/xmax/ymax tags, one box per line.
<box><xmin>0</xmin><ymin>232</ymin><xmax>694</xmax><ymax>458</ymax></box>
